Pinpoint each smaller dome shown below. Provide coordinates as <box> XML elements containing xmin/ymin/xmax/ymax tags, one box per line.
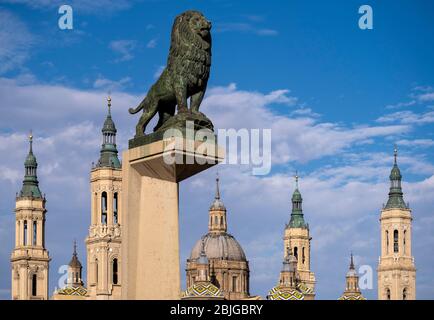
<box><xmin>69</xmin><ymin>254</ymin><xmax>82</xmax><ymax>268</ymax></box>
<box><xmin>24</xmin><ymin>152</ymin><xmax>37</xmax><ymax>167</ymax></box>
<box><xmin>268</xmin><ymin>286</ymin><xmax>304</xmax><ymax>300</ymax></box>
<box><xmin>291</xmin><ymin>188</ymin><xmax>302</xmax><ymax>202</ymax></box>
<box><xmin>210</xmin><ymin>198</ymin><xmax>226</xmax><ymax>211</ymax></box>
<box><xmin>190</xmin><ymin>233</ymin><xmax>247</xmax><ymax>262</ymax></box>
<box><xmin>390</xmin><ymin>165</ymin><xmax>402</xmax><ymax>180</ymax></box>
<box><xmin>182</xmin><ymin>282</ymin><xmax>224</xmax><ymax>299</ymax></box>
<box><xmin>56</xmin><ymin>286</ymin><xmax>87</xmax><ymax>297</ymax></box>
<box><xmin>346</xmin><ymin>269</ymin><xmax>357</xmax><ymax>277</ymax></box>
<box><xmin>103</xmin><ymin>116</ymin><xmax>117</xmax><ymax>133</ymax></box>
<box><xmin>338</xmin><ymin>293</ymin><xmax>366</xmax><ymax>300</ymax></box>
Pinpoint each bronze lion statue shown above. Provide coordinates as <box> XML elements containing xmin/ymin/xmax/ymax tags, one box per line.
<box><xmin>129</xmin><ymin>10</ymin><xmax>212</xmax><ymax>137</ymax></box>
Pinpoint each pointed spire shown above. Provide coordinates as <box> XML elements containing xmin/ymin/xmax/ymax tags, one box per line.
<box><xmin>295</xmin><ymin>170</ymin><xmax>299</xmax><ymax>189</ymax></box>
<box><xmin>73</xmin><ymin>239</ymin><xmax>77</xmax><ymax>257</ymax></box>
<box><xmin>107</xmin><ymin>95</ymin><xmax>112</xmax><ymax>116</ymax></box>
<box><xmin>68</xmin><ymin>240</ymin><xmax>82</xmax><ymax>268</ymax></box>
<box><xmin>210</xmin><ymin>172</ymin><xmax>226</xmax><ymax>211</ymax></box>
<box><xmin>20</xmin><ymin>131</ymin><xmax>42</xmax><ymax>198</ymax></box>
<box><xmin>97</xmin><ymin>96</ymin><xmax>121</xmax><ymax>168</ymax></box>
<box><xmin>288</xmin><ymin>172</ymin><xmax>307</xmax><ymax>228</ymax></box>
<box><xmin>349</xmin><ymin>252</ymin><xmax>355</xmax><ymax>270</ymax></box>
<box><xmin>29</xmin><ymin>130</ymin><xmax>33</xmax><ymax>153</ymax></box>
<box><xmin>215</xmin><ymin>172</ymin><xmax>221</xmax><ymax>200</ymax></box>
<box><xmin>197</xmin><ymin>238</ymin><xmax>208</xmax><ymax>265</ymax></box>
<box><xmin>385</xmin><ymin>145</ymin><xmax>407</xmax><ymax>209</ymax></box>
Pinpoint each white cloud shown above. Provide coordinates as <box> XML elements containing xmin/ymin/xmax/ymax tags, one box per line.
<box><xmin>146</xmin><ymin>39</ymin><xmax>157</xmax><ymax>49</ymax></box>
<box><xmin>93</xmin><ymin>75</ymin><xmax>131</xmax><ymax>91</ymax></box>
<box><xmin>109</xmin><ymin>40</ymin><xmax>137</xmax><ymax>62</ymax></box>
<box><xmin>397</xmin><ymin>139</ymin><xmax>434</xmax><ymax>148</ymax></box>
<box><xmin>203</xmin><ymin>84</ymin><xmax>410</xmax><ymax>164</ymax></box>
<box><xmin>1</xmin><ymin>78</ymin><xmax>434</xmax><ymax>299</ymax></box>
<box><xmin>215</xmin><ymin>22</ymin><xmax>278</xmax><ymax>36</ymax></box>
<box><xmin>377</xmin><ymin>110</ymin><xmax>434</xmax><ymax>125</ymax></box>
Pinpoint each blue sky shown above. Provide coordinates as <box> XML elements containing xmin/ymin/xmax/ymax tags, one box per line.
<box><xmin>0</xmin><ymin>0</ymin><xmax>433</xmax><ymax>300</ymax></box>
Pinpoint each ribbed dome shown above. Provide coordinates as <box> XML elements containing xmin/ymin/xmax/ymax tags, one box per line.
<box><xmin>390</xmin><ymin>164</ymin><xmax>402</xmax><ymax>180</ymax></box>
<box><xmin>24</xmin><ymin>152</ymin><xmax>37</xmax><ymax>167</ymax></box>
<box><xmin>210</xmin><ymin>198</ymin><xmax>226</xmax><ymax>211</ymax></box>
<box><xmin>102</xmin><ymin>115</ymin><xmax>117</xmax><ymax>133</ymax></box>
<box><xmin>291</xmin><ymin>188</ymin><xmax>302</xmax><ymax>202</ymax></box>
<box><xmin>190</xmin><ymin>233</ymin><xmax>247</xmax><ymax>262</ymax></box>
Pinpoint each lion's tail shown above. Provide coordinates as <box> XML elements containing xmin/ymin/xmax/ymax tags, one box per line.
<box><xmin>129</xmin><ymin>97</ymin><xmax>147</xmax><ymax>114</ymax></box>
<box><xmin>128</xmin><ymin>105</ymin><xmax>142</xmax><ymax>114</ymax></box>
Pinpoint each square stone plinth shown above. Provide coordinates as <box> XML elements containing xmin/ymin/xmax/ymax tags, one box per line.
<box><xmin>121</xmin><ymin>137</ymin><xmax>224</xmax><ymax>300</ymax></box>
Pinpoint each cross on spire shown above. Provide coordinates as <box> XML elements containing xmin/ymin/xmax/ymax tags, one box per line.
<box><xmin>215</xmin><ymin>172</ymin><xmax>221</xmax><ymax>200</ymax></box>
<box><xmin>29</xmin><ymin>130</ymin><xmax>33</xmax><ymax>153</ymax></box>
<box><xmin>350</xmin><ymin>252</ymin><xmax>354</xmax><ymax>270</ymax></box>
<box><xmin>294</xmin><ymin>170</ymin><xmax>299</xmax><ymax>189</ymax></box>
<box><xmin>394</xmin><ymin>144</ymin><xmax>398</xmax><ymax>165</ymax></box>
<box><xmin>107</xmin><ymin>95</ymin><xmax>112</xmax><ymax>115</ymax></box>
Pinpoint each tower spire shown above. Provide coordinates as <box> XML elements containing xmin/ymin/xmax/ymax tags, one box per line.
<box><xmin>215</xmin><ymin>172</ymin><xmax>221</xmax><ymax>200</ymax></box>
<box><xmin>350</xmin><ymin>252</ymin><xmax>354</xmax><ymax>270</ymax></box>
<box><xmin>385</xmin><ymin>145</ymin><xmax>407</xmax><ymax>209</ymax></box>
<box><xmin>20</xmin><ymin>131</ymin><xmax>42</xmax><ymax>198</ymax></box>
<box><xmin>97</xmin><ymin>96</ymin><xmax>121</xmax><ymax>168</ymax></box>
<box><xmin>288</xmin><ymin>173</ymin><xmax>307</xmax><ymax>228</ymax></box>
<box><xmin>209</xmin><ymin>173</ymin><xmax>227</xmax><ymax>233</ymax></box>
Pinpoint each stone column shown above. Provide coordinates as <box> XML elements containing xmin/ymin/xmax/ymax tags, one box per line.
<box><xmin>121</xmin><ymin>136</ymin><xmax>223</xmax><ymax>299</ymax></box>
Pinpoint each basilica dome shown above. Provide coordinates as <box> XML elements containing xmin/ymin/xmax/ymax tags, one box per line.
<box><xmin>190</xmin><ymin>233</ymin><xmax>247</xmax><ymax>262</ymax></box>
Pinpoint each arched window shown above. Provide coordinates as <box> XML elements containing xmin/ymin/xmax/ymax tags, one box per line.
<box><xmin>294</xmin><ymin>247</ymin><xmax>298</xmax><ymax>260</ymax></box>
<box><xmin>394</xmin><ymin>230</ymin><xmax>399</xmax><ymax>253</ymax></box>
<box><xmin>23</xmin><ymin>220</ymin><xmax>28</xmax><ymax>246</ymax></box>
<box><xmin>94</xmin><ymin>259</ymin><xmax>99</xmax><ymax>284</ymax></box>
<box><xmin>403</xmin><ymin>288</ymin><xmax>407</xmax><ymax>300</ymax></box>
<box><xmin>232</xmin><ymin>276</ymin><xmax>237</xmax><ymax>292</ymax></box>
<box><xmin>220</xmin><ymin>216</ymin><xmax>223</xmax><ymax>226</ymax></box>
<box><xmin>112</xmin><ymin>258</ymin><xmax>119</xmax><ymax>285</ymax></box>
<box><xmin>403</xmin><ymin>230</ymin><xmax>407</xmax><ymax>254</ymax></box>
<box><xmin>101</xmin><ymin>192</ymin><xmax>107</xmax><ymax>224</ymax></box>
<box><xmin>75</xmin><ymin>272</ymin><xmax>79</xmax><ymax>283</ymax></box>
<box><xmin>113</xmin><ymin>193</ymin><xmax>118</xmax><ymax>224</ymax></box>
<box><xmin>386</xmin><ymin>288</ymin><xmax>391</xmax><ymax>300</ymax></box>
<box><xmin>302</xmin><ymin>247</ymin><xmax>305</xmax><ymax>264</ymax></box>
<box><xmin>32</xmin><ymin>274</ymin><xmax>37</xmax><ymax>296</ymax></box>
<box><xmin>386</xmin><ymin>230</ymin><xmax>389</xmax><ymax>253</ymax></box>
<box><xmin>214</xmin><ymin>216</ymin><xmax>218</xmax><ymax>225</ymax></box>
<box><xmin>33</xmin><ymin>221</ymin><xmax>37</xmax><ymax>245</ymax></box>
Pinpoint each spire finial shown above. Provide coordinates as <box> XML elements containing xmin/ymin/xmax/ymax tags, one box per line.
<box><xmin>350</xmin><ymin>252</ymin><xmax>355</xmax><ymax>270</ymax></box>
<box><xmin>215</xmin><ymin>172</ymin><xmax>220</xmax><ymax>200</ymax></box>
<box><xmin>107</xmin><ymin>95</ymin><xmax>112</xmax><ymax>115</ymax></box>
<box><xmin>73</xmin><ymin>239</ymin><xmax>77</xmax><ymax>256</ymax></box>
<box><xmin>28</xmin><ymin>130</ymin><xmax>33</xmax><ymax>153</ymax></box>
<box><xmin>294</xmin><ymin>170</ymin><xmax>299</xmax><ymax>189</ymax></box>
<box><xmin>394</xmin><ymin>144</ymin><xmax>398</xmax><ymax>165</ymax></box>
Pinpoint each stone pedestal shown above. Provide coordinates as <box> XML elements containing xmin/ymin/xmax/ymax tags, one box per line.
<box><xmin>121</xmin><ymin>136</ymin><xmax>223</xmax><ymax>299</ymax></box>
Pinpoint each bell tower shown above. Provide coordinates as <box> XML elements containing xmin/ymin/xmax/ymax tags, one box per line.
<box><xmin>11</xmin><ymin>132</ymin><xmax>50</xmax><ymax>300</ymax></box>
<box><xmin>377</xmin><ymin>147</ymin><xmax>416</xmax><ymax>300</ymax></box>
<box><xmin>86</xmin><ymin>97</ymin><xmax>122</xmax><ymax>300</ymax></box>
<box><xmin>283</xmin><ymin>173</ymin><xmax>316</xmax><ymax>296</ymax></box>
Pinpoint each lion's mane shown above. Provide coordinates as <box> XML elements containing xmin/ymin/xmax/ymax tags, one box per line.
<box><xmin>167</xmin><ymin>10</ymin><xmax>211</xmax><ymax>87</ymax></box>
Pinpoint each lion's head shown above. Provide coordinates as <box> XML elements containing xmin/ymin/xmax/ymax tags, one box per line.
<box><xmin>169</xmin><ymin>11</ymin><xmax>212</xmax><ymax>56</ymax></box>
<box><xmin>186</xmin><ymin>11</ymin><xmax>212</xmax><ymax>38</ymax></box>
